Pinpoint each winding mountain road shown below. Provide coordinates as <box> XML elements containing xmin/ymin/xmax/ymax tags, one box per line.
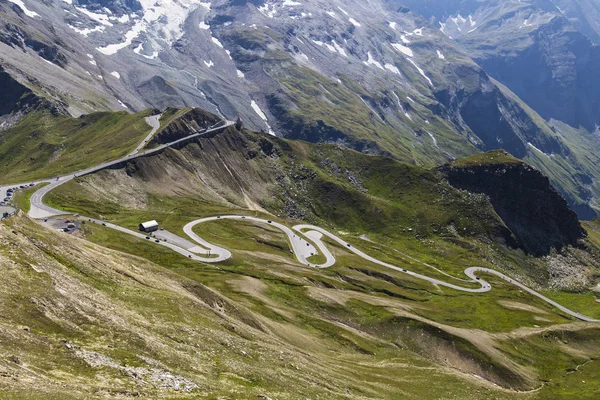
<box><xmin>0</xmin><ymin>116</ymin><xmax>234</xmax><ymax>219</ymax></box>
<box><xmin>2</xmin><ymin>115</ymin><xmax>598</xmax><ymax>323</ymax></box>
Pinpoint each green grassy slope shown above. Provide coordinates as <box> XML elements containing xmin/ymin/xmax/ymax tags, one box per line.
<box><xmin>5</xmin><ymin>114</ymin><xmax>600</xmax><ymax>397</ymax></box>
<box><xmin>3</xmin><ymin>207</ymin><xmax>600</xmax><ymax>397</ymax></box>
<box><xmin>0</xmin><ymin>109</ymin><xmax>153</xmax><ymax>184</ymax></box>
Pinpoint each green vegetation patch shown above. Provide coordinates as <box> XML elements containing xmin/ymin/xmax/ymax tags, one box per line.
<box><xmin>0</xmin><ymin>109</ymin><xmax>153</xmax><ymax>184</ymax></box>
<box><xmin>447</xmin><ymin>149</ymin><xmax>523</xmax><ymax>168</ymax></box>
<box><xmin>11</xmin><ymin>183</ymin><xmax>49</xmax><ymax>213</ymax></box>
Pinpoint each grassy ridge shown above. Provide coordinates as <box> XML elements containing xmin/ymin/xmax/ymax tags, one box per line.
<box><xmin>0</xmin><ymin>109</ymin><xmax>153</xmax><ymax>184</ymax></box>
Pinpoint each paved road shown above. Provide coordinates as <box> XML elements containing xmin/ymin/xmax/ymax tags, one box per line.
<box><xmin>5</xmin><ymin>114</ymin><xmax>598</xmax><ymax>323</ymax></box>
<box><xmin>1</xmin><ymin>115</ymin><xmax>163</xmax><ymax>213</ymax></box>
<box><xmin>20</xmin><ymin>117</ymin><xmax>233</xmax><ymax>219</ymax></box>
<box><xmin>132</xmin><ymin>114</ymin><xmax>161</xmax><ymax>155</ymax></box>
<box><xmin>179</xmin><ymin>217</ymin><xmax>598</xmax><ymax>322</ymax></box>
<box><xmin>183</xmin><ymin>216</ymin><xmax>335</xmax><ymax>267</ymax></box>
<box><xmin>74</xmin><ymin>213</ymin><xmax>599</xmax><ymax>322</ymax></box>
<box><xmin>0</xmin><ymin>116</ymin><xmax>232</xmax><ymax>217</ymax></box>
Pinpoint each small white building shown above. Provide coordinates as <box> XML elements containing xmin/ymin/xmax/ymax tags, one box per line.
<box><xmin>139</xmin><ymin>220</ymin><xmax>159</xmax><ymax>233</ymax></box>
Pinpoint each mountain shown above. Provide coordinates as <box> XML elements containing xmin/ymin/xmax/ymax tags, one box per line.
<box><xmin>3</xmin><ymin>1</ymin><xmax>600</xmax><ymax>397</ymax></box>
<box><xmin>1</xmin><ymin>0</ymin><xmax>600</xmax><ymax>218</ymax></box>
<box><xmin>15</xmin><ymin>113</ymin><xmax>599</xmax><ymax>397</ymax></box>
<box><xmin>402</xmin><ymin>0</ymin><xmax>600</xmax><ymax>130</ymax></box>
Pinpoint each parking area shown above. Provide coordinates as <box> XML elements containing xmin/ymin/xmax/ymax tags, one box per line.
<box><xmin>39</xmin><ymin>218</ymin><xmax>83</xmax><ymax>234</ymax></box>
<box><xmin>153</xmin><ymin>229</ymin><xmax>201</xmax><ymax>250</ymax></box>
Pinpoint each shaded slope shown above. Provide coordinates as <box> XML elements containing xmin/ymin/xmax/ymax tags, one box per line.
<box><xmin>440</xmin><ymin>150</ymin><xmax>586</xmax><ymax>256</ymax></box>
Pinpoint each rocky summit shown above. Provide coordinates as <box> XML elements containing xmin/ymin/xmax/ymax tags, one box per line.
<box><xmin>1</xmin><ymin>0</ymin><xmax>600</xmax><ymax>399</ymax></box>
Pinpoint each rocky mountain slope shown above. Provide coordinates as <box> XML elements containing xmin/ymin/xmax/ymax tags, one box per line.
<box><xmin>440</xmin><ymin>150</ymin><xmax>586</xmax><ymax>256</ymax></box>
<box><xmin>1</xmin><ymin>0</ymin><xmax>600</xmax><ymax>218</ymax></box>
<box><xmin>403</xmin><ymin>0</ymin><xmax>600</xmax><ymax>131</ymax></box>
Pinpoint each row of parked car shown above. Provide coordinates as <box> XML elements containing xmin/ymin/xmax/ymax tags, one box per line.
<box><xmin>2</xmin><ymin>183</ymin><xmax>35</xmax><ymax>204</ymax></box>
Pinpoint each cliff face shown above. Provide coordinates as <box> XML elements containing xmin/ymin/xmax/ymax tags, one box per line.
<box><xmin>439</xmin><ymin>151</ymin><xmax>586</xmax><ymax>256</ymax></box>
<box><xmin>0</xmin><ymin>66</ymin><xmax>39</xmax><ymax>117</ymax></box>
<box><xmin>151</xmin><ymin>108</ymin><xmax>222</xmax><ymax>144</ymax></box>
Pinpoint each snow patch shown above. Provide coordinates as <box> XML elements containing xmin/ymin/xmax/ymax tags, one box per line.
<box><xmin>97</xmin><ymin>21</ymin><xmax>145</xmax><ymax>55</ymax></box>
<box><xmin>363</xmin><ymin>52</ymin><xmax>384</xmax><ymax>70</ymax></box>
<box><xmin>392</xmin><ymin>43</ymin><xmax>413</xmax><ymax>57</ymax></box>
<box><xmin>437</xmin><ymin>50</ymin><xmax>445</xmax><ymax>59</ymax></box>
<box><xmin>408</xmin><ymin>59</ymin><xmax>433</xmax><ymax>86</ymax></box>
<box><xmin>76</xmin><ymin>6</ymin><xmax>112</xmax><ymax>26</ymax></box>
<box><xmin>251</xmin><ymin>100</ymin><xmax>275</xmax><ymax>136</ymax></box>
<box><xmin>68</xmin><ymin>24</ymin><xmax>105</xmax><ymax>36</ymax></box>
<box><xmin>331</xmin><ymin>40</ymin><xmax>347</xmax><ymax>57</ymax></box>
<box><xmin>384</xmin><ymin>63</ymin><xmax>400</xmax><ymax>75</ymax></box>
<box><xmin>7</xmin><ymin>0</ymin><xmax>39</xmax><ymax>18</ymax></box>
<box><xmin>211</xmin><ymin>37</ymin><xmax>224</xmax><ymax>48</ymax></box>
<box><xmin>349</xmin><ymin>18</ymin><xmax>361</xmax><ymax>27</ymax></box>
<box><xmin>110</xmin><ymin>71</ymin><xmax>120</xmax><ymax>79</ymax></box>
<box><xmin>427</xmin><ymin>132</ymin><xmax>439</xmax><ymax>148</ymax></box>
<box><xmin>133</xmin><ymin>42</ymin><xmax>159</xmax><ymax>59</ymax></box>
<box><xmin>528</xmin><ymin>142</ymin><xmax>551</xmax><ymax>158</ymax></box>
<box><xmin>337</xmin><ymin>6</ymin><xmax>349</xmax><ymax>16</ymax></box>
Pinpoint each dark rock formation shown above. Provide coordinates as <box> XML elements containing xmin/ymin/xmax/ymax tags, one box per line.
<box><xmin>0</xmin><ymin>23</ymin><xmax>68</xmax><ymax>68</ymax></box>
<box><xmin>0</xmin><ymin>67</ymin><xmax>35</xmax><ymax>116</ymax></box>
<box><xmin>152</xmin><ymin>108</ymin><xmax>222</xmax><ymax>144</ymax></box>
<box><xmin>439</xmin><ymin>151</ymin><xmax>586</xmax><ymax>256</ymax></box>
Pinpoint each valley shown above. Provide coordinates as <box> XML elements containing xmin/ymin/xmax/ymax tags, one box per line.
<box><xmin>1</xmin><ymin>0</ymin><xmax>600</xmax><ymax>398</ymax></box>
<box><xmin>2</xmin><ymin>108</ymin><xmax>600</xmax><ymax>398</ymax></box>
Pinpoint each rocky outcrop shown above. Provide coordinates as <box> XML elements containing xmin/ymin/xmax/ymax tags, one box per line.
<box><xmin>152</xmin><ymin>108</ymin><xmax>222</xmax><ymax>144</ymax></box>
<box><xmin>439</xmin><ymin>151</ymin><xmax>586</xmax><ymax>256</ymax></box>
<box><xmin>0</xmin><ymin>22</ymin><xmax>68</xmax><ymax>68</ymax></box>
<box><xmin>0</xmin><ymin>66</ymin><xmax>37</xmax><ymax>116</ymax></box>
